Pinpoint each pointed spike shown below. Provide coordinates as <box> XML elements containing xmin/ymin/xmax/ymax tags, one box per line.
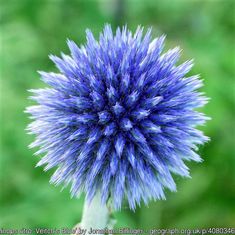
<box><xmin>141</xmin><ymin>120</ymin><xmax>161</xmax><ymax>134</ymax></box>
<box><xmin>142</xmin><ymin>96</ymin><xmax>163</xmax><ymax>109</ymax></box>
<box><xmin>106</xmin><ymin>85</ymin><xmax>118</xmax><ymax>104</ymax></box>
<box><xmin>131</xmin><ymin>108</ymin><xmax>150</xmax><ymax>120</ymax></box>
<box><xmin>125</xmin><ymin>90</ymin><xmax>140</xmax><ymax>107</ymax></box>
<box><xmin>76</xmin><ymin>113</ymin><xmax>97</xmax><ymax>124</ymax></box>
<box><xmin>148</xmin><ymin>35</ymin><xmax>166</xmax><ymax>54</ymax></box>
<box><xmin>110</xmin><ymin>151</ymin><xmax>118</xmax><ymax>175</ymax></box>
<box><xmin>97</xmin><ymin>139</ymin><xmax>110</xmax><ymax>160</ymax></box>
<box><xmin>87</xmin><ymin>127</ymin><xmax>102</xmax><ymax>145</ymax></box>
<box><xmin>126</xmin><ymin>144</ymin><xmax>136</xmax><ymax>168</ymax></box>
<box><xmin>98</xmin><ymin>111</ymin><xmax>111</xmax><ymax>124</ymax></box>
<box><xmin>120</xmin><ymin>73</ymin><xmax>130</xmax><ymax>94</ymax></box>
<box><xmin>120</xmin><ymin>118</ymin><xmax>133</xmax><ymax>131</ymax></box>
<box><xmin>129</xmin><ymin>128</ymin><xmax>147</xmax><ymax>144</ymax></box>
<box><xmin>90</xmin><ymin>91</ymin><xmax>105</xmax><ymax>110</ymax></box>
<box><xmin>115</xmin><ymin>134</ymin><xmax>126</xmax><ymax>158</ymax></box>
<box><xmin>103</xmin><ymin>122</ymin><xmax>116</xmax><ymax>136</ymax></box>
<box><xmin>112</xmin><ymin>102</ymin><xmax>125</xmax><ymax>116</ymax></box>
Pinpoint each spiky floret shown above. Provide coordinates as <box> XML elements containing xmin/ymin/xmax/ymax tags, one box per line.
<box><xmin>26</xmin><ymin>25</ymin><xmax>209</xmax><ymax>210</ymax></box>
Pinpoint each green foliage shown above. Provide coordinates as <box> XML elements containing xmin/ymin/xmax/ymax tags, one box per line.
<box><xmin>1</xmin><ymin>0</ymin><xmax>235</xmax><ymax>228</ymax></box>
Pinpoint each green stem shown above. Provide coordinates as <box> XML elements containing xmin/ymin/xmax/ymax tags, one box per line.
<box><xmin>80</xmin><ymin>194</ymin><xmax>109</xmax><ymax>232</ymax></box>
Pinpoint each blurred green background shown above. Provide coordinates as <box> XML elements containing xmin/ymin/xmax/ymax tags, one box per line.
<box><xmin>1</xmin><ymin>0</ymin><xmax>235</xmax><ymax>230</ymax></box>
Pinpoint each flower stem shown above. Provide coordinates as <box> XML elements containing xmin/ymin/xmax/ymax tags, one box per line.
<box><xmin>80</xmin><ymin>194</ymin><xmax>110</xmax><ymax>232</ymax></box>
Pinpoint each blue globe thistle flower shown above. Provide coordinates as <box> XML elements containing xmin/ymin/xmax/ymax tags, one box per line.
<box><xmin>26</xmin><ymin>25</ymin><xmax>209</xmax><ymax>210</ymax></box>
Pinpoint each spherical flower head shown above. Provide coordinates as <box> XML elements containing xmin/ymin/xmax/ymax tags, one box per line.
<box><xmin>26</xmin><ymin>25</ymin><xmax>210</xmax><ymax>210</ymax></box>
